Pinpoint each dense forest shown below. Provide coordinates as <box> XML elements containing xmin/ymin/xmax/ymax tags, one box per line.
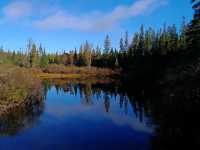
<box><xmin>0</xmin><ymin>0</ymin><xmax>199</xmax><ymax>83</ymax></box>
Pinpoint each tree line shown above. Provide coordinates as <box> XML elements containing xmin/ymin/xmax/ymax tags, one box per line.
<box><xmin>0</xmin><ymin>1</ymin><xmax>199</xmax><ymax>80</ymax></box>
<box><xmin>0</xmin><ymin>20</ymin><xmax>190</xmax><ymax>68</ymax></box>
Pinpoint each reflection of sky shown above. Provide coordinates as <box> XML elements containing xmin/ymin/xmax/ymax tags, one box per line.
<box><xmin>0</xmin><ymin>85</ymin><xmax>153</xmax><ymax>150</ymax></box>
<box><xmin>45</xmin><ymin>87</ymin><xmax>153</xmax><ymax>134</ymax></box>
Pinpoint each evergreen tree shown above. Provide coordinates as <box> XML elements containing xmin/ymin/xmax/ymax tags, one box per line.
<box><xmin>145</xmin><ymin>28</ymin><xmax>153</xmax><ymax>52</ymax></box>
<box><xmin>54</xmin><ymin>52</ymin><xmax>61</xmax><ymax>64</ymax></box>
<box><xmin>104</xmin><ymin>35</ymin><xmax>111</xmax><ymax>54</ymax></box>
<box><xmin>138</xmin><ymin>25</ymin><xmax>145</xmax><ymax>56</ymax></box>
<box><xmin>169</xmin><ymin>24</ymin><xmax>178</xmax><ymax>52</ymax></box>
<box><xmin>30</xmin><ymin>43</ymin><xmax>37</xmax><ymax>67</ymax></box>
<box><xmin>74</xmin><ymin>49</ymin><xmax>78</xmax><ymax>65</ymax></box>
<box><xmin>83</xmin><ymin>41</ymin><xmax>92</xmax><ymax>67</ymax></box>
<box><xmin>39</xmin><ymin>44</ymin><xmax>43</xmax><ymax>56</ymax></box>
<box><xmin>40</xmin><ymin>48</ymin><xmax>49</xmax><ymax>68</ymax></box>
<box><xmin>69</xmin><ymin>50</ymin><xmax>74</xmax><ymax>66</ymax></box>
<box><xmin>96</xmin><ymin>45</ymin><xmax>101</xmax><ymax>56</ymax></box>
<box><xmin>187</xmin><ymin>0</ymin><xmax>200</xmax><ymax>53</ymax></box>
<box><xmin>159</xmin><ymin>24</ymin><xmax>168</xmax><ymax>55</ymax></box>
<box><xmin>78</xmin><ymin>44</ymin><xmax>85</xmax><ymax>66</ymax></box>
<box><xmin>179</xmin><ymin>18</ymin><xmax>188</xmax><ymax>50</ymax></box>
<box><xmin>124</xmin><ymin>31</ymin><xmax>129</xmax><ymax>51</ymax></box>
<box><xmin>131</xmin><ymin>33</ymin><xmax>140</xmax><ymax>56</ymax></box>
<box><xmin>120</xmin><ymin>37</ymin><xmax>125</xmax><ymax>52</ymax></box>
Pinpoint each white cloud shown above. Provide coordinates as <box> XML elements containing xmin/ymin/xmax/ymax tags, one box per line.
<box><xmin>1</xmin><ymin>0</ymin><xmax>167</xmax><ymax>32</ymax></box>
<box><xmin>3</xmin><ymin>1</ymin><xmax>32</xmax><ymax>20</ymax></box>
<box><xmin>34</xmin><ymin>11</ymin><xmax>93</xmax><ymax>31</ymax></box>
<box><xmin>35</xmin><ymin>0</ymin><xmax>167</xmax><ymax>32</ymax></box>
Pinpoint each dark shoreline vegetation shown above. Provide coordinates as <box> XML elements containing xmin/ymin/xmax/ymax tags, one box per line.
<box><xmin>0</xmin><ymin>1</ymin><xmax>200</xmax><ymax>149</ymax></box>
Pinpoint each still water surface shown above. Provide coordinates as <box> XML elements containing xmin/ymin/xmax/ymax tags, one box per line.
<box><xmin>1</xmin><ymin>79</ymin><xmax>193</xmax><ymax>150</ymax></box>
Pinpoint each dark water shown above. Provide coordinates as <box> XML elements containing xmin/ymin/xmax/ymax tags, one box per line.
<box><xmin>0</xmin><ymin>79</ymin><xmax>200</xmax><ymax>150</ymax></box>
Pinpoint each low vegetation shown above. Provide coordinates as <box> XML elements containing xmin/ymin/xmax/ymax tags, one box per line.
<box><xmin>39</xmin><ymin>64</ymin><xmax>120</xmax><ymax>79</ymax></box>
<box><xmin>0</xmin><ymin>65</ymin><xmax>43</xmax><ymax>116</ymax></box>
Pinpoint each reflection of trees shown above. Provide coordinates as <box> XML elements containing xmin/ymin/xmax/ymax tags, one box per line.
<box><xmin>44</xmin><ymin>80</ymin><xmax>150</xmax><ymax>123</ymax></box>
<box><xmin>104</xmin><ymin>94</ymin><xmax>110</xmax><ymax>112</ymax></box>
<box><xmin>119</xmin><ymin>95</ymin><xmax>128</xmax><ymax>115</ymax></box>
<box><xmin>0</xmin><ymin>91</ymin><xmax>45</xmax><ymax>136</ymax></box>
<box><xmin>80</xmin><ymin>83</ymin><xmax>93</xmax><ymax>105</ymax></box>
<box><xmin>148</xmin><ymin>81</ymin><xmax>200</xmax><ymax>150</ymax></box>
<box><xmin>22</xmin><ymin>79</ymin><xmax>200</xmax><ymax>149</ymax></box>
<box><xmin>121</xmin><ymin>79</ymin><xmax>200</xmax><ymax>150</ymax></box>
<box><xmin>42</xmin><ymin>80</ymin><xmax>51</xmax><ymax>99</ymax></box>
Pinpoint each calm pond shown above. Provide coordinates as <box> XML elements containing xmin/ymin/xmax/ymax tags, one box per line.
<box><xmin>0</xmin><ymin>79</ymin><xmax>199</xmax><ymax>150</ymax></box>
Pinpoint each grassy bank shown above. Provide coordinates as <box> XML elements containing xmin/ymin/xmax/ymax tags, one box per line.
<box><xmin>0</xmin><ymin>64</ymin><xmax>119</xmax><ymax>114</ymax></box>
<box><xmin>0</xmin><ymin>64</ymin><xmax>119</xmax><ymax>116</ymax></box>
<box><xmin>0</xmin><ymin>65</ymin><xmax>43</xmax><ymax>116</ymax></box>
<box><xmin>35</xmin><ymin>64</ymin><xmax>120</xmax><ymax>79</ymax></box>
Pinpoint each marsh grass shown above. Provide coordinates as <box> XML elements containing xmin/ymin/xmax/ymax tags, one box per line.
<box><xmin>38</xmin><ymin>64</ymin><xmax>120</xmax><ymax>79</ymax></box>
<box><xmin>0</xmin><ymin>65</ymin><xmax>43</xmax><ymax>115</ymax></box>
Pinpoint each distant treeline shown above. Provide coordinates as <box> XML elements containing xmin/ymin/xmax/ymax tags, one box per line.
<box><xmin>0</xmin><ymin>20</ymin><xmax>191</xmax><ymax>68</ymax></box>
<box><xmin>0</xmin><ymin>1</ymin><xmax>199</xmax><ymax>80</ymax></box>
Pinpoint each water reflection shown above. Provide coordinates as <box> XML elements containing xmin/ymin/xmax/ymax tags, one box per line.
<box><xmin>43</xmin><ymin>79</ymin><xmax>152</xmax><ymax>126</ymax></box>
<box><xmin>0</xmin><ymin>94</ymin><xmax>44</xmax><ymax>136</ymax></box>
<box><xmin>47</xmin><ymin>79</ymin><xmax>200</xmax><ymax>149</ymax></box>
<box><xmin>147</xmin><ymin>81</ymin><xmax>200</xmax><ymax>150</ymax></box>
<box><xmin>0</xmin><ymin>79</ymin><xmax>199</xmax><ymax>150</ymax></box>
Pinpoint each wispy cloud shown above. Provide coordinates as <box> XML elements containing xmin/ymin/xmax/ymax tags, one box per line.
<box><xmin>1</xmin><ymin>0</ymin><xmax>167</xmax><ymax>32</ymax></box>
<box><xmin>35</xmin><ymin>0</ymin><xmax>167</xmax><ymax>32</ymax></box>
<box><xmin>3</xmin><ymin>1</ymin><xmax>32</xmax><ymax>20</ymax></box>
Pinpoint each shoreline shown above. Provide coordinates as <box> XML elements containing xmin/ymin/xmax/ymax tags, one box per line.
<box><xmin>31</xmin><ymin>65</ymin><xmax>121</xmax><ymax>79</ymax></box>
<box><xmin>36</xmin><ymin>72</ymin><xmax>119</xmax><ymax>79</ymax></box>
<box><xmin>0</xmin><ymin>65</ymin><xmax>120</xmax><ymax>117</ymax></box>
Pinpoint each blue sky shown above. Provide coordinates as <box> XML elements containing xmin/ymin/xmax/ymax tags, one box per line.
<box><xmin>0</xmin><ymin>0</ymin><xmax>193</xmax><ymax>52</ymax></box>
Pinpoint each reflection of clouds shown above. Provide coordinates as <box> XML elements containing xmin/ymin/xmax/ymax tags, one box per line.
<box><xmin>102</xmin><ymin>111</ymin><xmax>153</xmax><ymax>134</ymax></box>
<box><xmin>46</xmin><ymin>103</ymin><xmax>93</xmax><ymax>117</ymax></box>
<box><xmin>45</xmin><ymin>101</ymin><xmax>153</xmax><ymax>134</ymax></box>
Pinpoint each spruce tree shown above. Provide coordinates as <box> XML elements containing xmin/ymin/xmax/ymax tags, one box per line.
<box><xmin>30</xmin><ymin>43</ymin><xmax>37</xmax><ymax>67</ymax></box>
<box><xmin>187</xmin><ymin>0</ymin><xmax>200</xmax><ymax>53</ymax></box>
<box><xmin>179</xmin><ymin>18</ymin><xmax>188</xmax><ymax>50</ymax></box>
<box><xmin>124</xmin><ymin>31</ymin><xmax>129</xmax><ymax>51</ymax></box>
<box><xmin>40</xmin><ymin>48</ymin><xmax>49</xmax><ymax>68</ymax></box>
<box><xmin>138</xmin><ymin>25</ymin><xmax>145</xmax><ymax>56</ymax></box>
<box><xmin>104</xmin><ymin>35</ymin><xmax>111</xmax><ymax>54</ymax></box>
<box><xmin>120</xmin><ymin>37</ymin><xmax>125</xmax><ymax>52</ymax></box>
